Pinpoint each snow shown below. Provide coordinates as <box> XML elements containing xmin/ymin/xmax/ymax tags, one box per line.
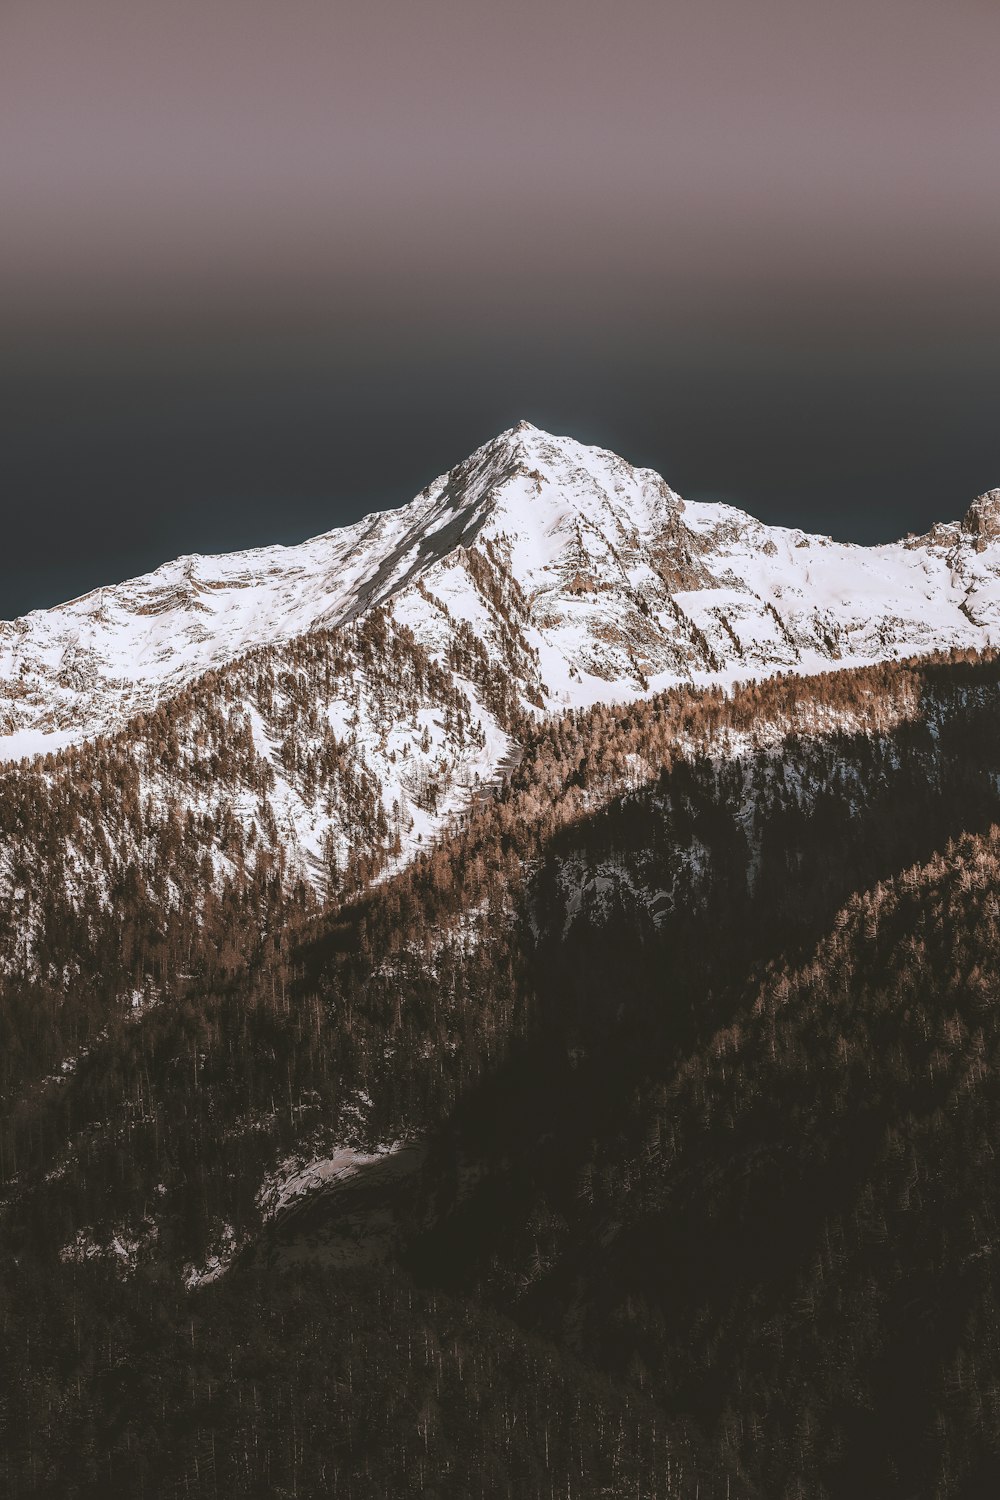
<box><xmin>2</xmin><ymin>421</ymin><xmax>998</xmax><ymax>885</ymax></box>
<box><xmin>184</xmin><ymin>1224</ymin><xmax>238</xmax><ymax>1289</ymax></box>
<box><xmin>257</xmin><ymin>1141</ymin><xmax>409</xmax><ymax>1221</ymax></box>
<box><xmin>1</xmin><ymin>423</ymin><xmax>995</xmax><ymax>978</ymax></box>
<box><xmin>61</xmin><ymin>1219</ymin><xmax>158</xmax><ymax>1275</ymax></box>
<box><xmin>0</xmin><ymin>725</ymin><xmax>80</xmax><ymax>760</ymax></box>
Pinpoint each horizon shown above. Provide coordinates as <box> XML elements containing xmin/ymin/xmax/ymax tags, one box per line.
<box><xmin>4</xmin><ymin>2</ymin><xmax>999</xmax><ymax>619</ymax></box>
<box><xmin>5</xmin><ymin>416</ymin><xmax>998</xmax><ymax>623</ymax></box>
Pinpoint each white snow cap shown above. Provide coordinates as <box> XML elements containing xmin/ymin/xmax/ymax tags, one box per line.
<box><xmin>1</xmin><ymin>422</ymin><xmax>998</xmax><ymax>761</ymax></box>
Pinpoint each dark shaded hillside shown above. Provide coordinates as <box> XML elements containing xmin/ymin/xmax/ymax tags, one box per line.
<box><xmin>413</xmin><ymin>815</ymin><xmax>1000</xmax><ymax>1497</ymax></box>
<box><xmin>618</xmin><ymin>827</ymin><xmax>1000</xmax><ymax>1500</ymax></box>
<box><xmin>0</xmin><ymin>1257</ymin><xmax>736</xmax><ymax>1500</ymax></box>
<box><xmin>8</xmin><ymin>653</ymin><xmax>1000</xmax><ymax>1272</ymax></box>
<box><xmin>6</xmin><ymin>651</ymin><xmax>1000</xmax><ymax>1495</ymax></box>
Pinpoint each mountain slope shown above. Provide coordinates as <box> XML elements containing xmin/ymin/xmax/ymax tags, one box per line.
<box><xmin>0</xmin><ymin>608</ymin><xmax>520</xmax><ymax>990</ymax></box>
<box><xmin>4</xmin><ymin>421</ymin><xmax>1000</xmax><ymax>764</ymax></box>
<box><xmin>7</xmin><ymin>653</ymin><xmax>1000</xmax><ymax>1497</ymax></box>
<box><xmin>483</xmin><ymin>821</ymin><xmax>1000</xmax><ymax>1500</ymax></box>
<box><xmin>7</xmin><ymin>652</ymin><xmax>1000</xmax><ymax>1276</ymax></box>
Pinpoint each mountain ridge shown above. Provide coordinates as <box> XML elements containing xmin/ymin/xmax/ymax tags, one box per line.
<box><xmin>3</xmin><ymin>420</ymin><xmax>999</xmax><ymax>766</ymax></box>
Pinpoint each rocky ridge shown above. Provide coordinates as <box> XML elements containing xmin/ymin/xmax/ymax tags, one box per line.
<box><xmin>5</xmin><ymin>421</ymin><xmax>1000</xmax><ymax>767</ymax></box>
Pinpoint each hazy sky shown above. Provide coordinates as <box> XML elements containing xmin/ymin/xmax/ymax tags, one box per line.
<box><xmin>3</xmin><ymin>0</ymin><xmax>999</xmax><ymax>617</ymax></box>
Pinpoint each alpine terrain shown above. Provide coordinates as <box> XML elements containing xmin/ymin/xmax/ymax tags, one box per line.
<box><xmin>7</xmin><ymin>421</ymin><xmax>1000</xmax><ymax>765</ymax></box>
<box><xmin>3</xmin><ymin>423</ymin><xmax>1000</xmax><ymax>1499</ymax></box>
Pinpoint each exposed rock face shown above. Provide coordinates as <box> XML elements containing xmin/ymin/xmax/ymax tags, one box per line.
<box><xmin>2</xmin><ymin>422</ymin><xmax>999</xmax><ymax>765</ymax></box>
<box><xmin>962</xmin><ymin>490</ymin><xmax>1000</xmax><ymax>552</ymax></box>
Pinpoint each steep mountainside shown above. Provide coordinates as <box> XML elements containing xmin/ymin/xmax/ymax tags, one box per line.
<box><xmin>4</xmin><ymin>422</ymin><xmax>1000</xmax><ymax>767</ymax></box>
<box><xmin>6</xmin><ymin>653</ymin><xmax>1000</xmax><ymax>1496</ymax></box>
<box><xmin>3</xmin><ymin>655</ymin><xmax>998</xmax><ymax>1260</ymax></box>
<box><xmin>6</xmin><ymin>424</ymin><xmax>1000</xmax><ymax>1497</ymax></box>
<box><xmin>418</xmin><ymin>802</ymin><xmax>1000</xmax><ymax>1500</ymax></box>
<box><xmin>0</xmin><ymin>608</ymin><xmax>520</xmax><ymax>988</ymax></box>
<box><xmin>7</xmin><ymin>422</ymin><xmax>996</xmax><ymax>987</ymax></box>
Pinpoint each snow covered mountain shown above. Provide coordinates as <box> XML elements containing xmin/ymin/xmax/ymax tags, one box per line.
<box><xmin>4</xmin><ymin>420</ymin><xmax>1000</xmax><ymax>765</ymax></box>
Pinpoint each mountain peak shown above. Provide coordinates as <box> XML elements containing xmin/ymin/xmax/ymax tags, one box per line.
<box><xmin>484</xmin><ymin>420</ymin><xmax>601</xmax><ymax>465</ymax></box>
<box><xmin>5</xmin><ymin>426</ymin><xmax>1000</xmax><ymax>763</ymax></box>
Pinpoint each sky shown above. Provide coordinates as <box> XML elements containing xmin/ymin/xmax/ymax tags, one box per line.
<box><xmin>3</xmin><ymin>0</ymin><xmax>999</xmax><ymax>618</ymax></box>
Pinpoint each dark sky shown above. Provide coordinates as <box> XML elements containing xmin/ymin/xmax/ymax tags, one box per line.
<box><xmin>3</xmin><ymin>0</ymin><xmax>999</xmax><ymax>619</ymax></box>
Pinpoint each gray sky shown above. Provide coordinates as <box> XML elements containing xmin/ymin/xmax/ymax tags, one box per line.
<box><xmin>3</xmin><ymin>0</ymin><xmax>999</xmax><ymax>616</ymax></box>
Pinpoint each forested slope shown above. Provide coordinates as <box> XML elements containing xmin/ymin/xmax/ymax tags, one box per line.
<box><xmin>426</xmin><ymin>824</ymin><xmax>1000</xmax><ymax>1499</ymax></box>
<box><xmin>5</xmin><ymin>650</ymin><xmax>1000</xmax><ymax>1496</ymax></box>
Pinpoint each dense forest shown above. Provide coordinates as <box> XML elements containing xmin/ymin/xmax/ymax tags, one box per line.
<box><xmin>4</xmin><ymin>644</ymin><xmax>1000</xmax><ymax>1495</ymax></box>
